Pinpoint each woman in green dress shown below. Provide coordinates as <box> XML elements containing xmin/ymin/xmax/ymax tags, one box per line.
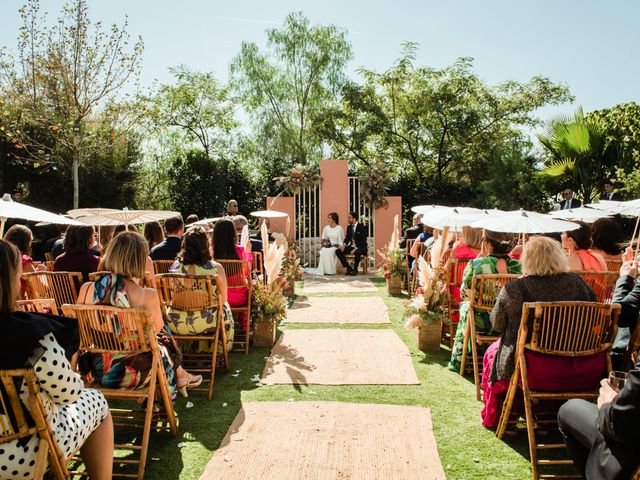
<box><xmin>168</xmin><ymin>226</ymin><xmax>234</xmax><ymax>353</ymax></box>
<box><xmin>447</xmin><ymin>230</ymin><xmax>522</xmax><ymax>371</ymax></box>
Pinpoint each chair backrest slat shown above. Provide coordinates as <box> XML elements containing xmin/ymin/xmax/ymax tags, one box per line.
<box><xmin>23</xmin><ymin>272</ymin><xmax>82</xmax><ymax>308</ymax></box>
<box><xmin>252</xmin><ymin>252</ymin><xmax>264</xmax><ymax>277</ymax></box>
<box><xmin>469</xmin><ymin>274</ymin><xmax>519</xmax><ymax>312</ymax></box>
<box><xmin>88</xmin><ymin>271</ymin><xmax>154</xmax><ymax>288</ymax></box>
<box><xmin>16</xmin><ymin>299</ymin><xmax>59</xmax><ymax>315</ymax></box>
<box><xmin>153</xmin><ymin>260</ymin><xmax>175</xmax><ymax>275</ymax></box>
<box><xmin>62</xmin><ymin>305</ymin><xmax>153</xmax><ymax>355</ymax></box>
<box><xmin>520</xmin><ymin>301</ymin><xmax>620</xmax><ymax>357</ymax></box>
<box><xmin>217</xmin><ymin>259</ymin><xmax>250</xmax><ymax>289</ymax></box>
<box><xmin>447</xmin><ymin>258</ymin><xmax>471</xmax><ymax>287</ymax></box>
<box><xmin>0</xmin><ymin>370</ymin><xmax>38</xmax><ymax>444</ymax></box>
<box><xmin>575</xmin><ymin>270</ymin><xmax>619</xmax><ymax>303</ymax></box>
<box><xmin>155</xmin><ymin>274</ymin><xmax>218</xmax><ymax>312</ymax></box>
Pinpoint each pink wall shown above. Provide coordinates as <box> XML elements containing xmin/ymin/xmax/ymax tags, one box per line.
<box><xmin>266</xmin><ymin>196</ymin><xmax>295</xmax><ymax>241</ymax></box>
<box><xmin>374</xmin><ymin>196</ymin><xmax>402</xmax><ymax>266</ymax></box>
<box><xmin>320</xmin><ymin>159</ymin><xmax>349</xmax><ymax>231</ymax></box>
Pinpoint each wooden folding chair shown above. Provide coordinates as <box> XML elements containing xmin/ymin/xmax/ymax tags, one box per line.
<box><xmin>344</xmin><ymin>253</ymin><xmax>369</xmax><ymax>274</ymax></box>
<box><xmin>496</xmin><ymin>301</ymin><xmax>620</xmax><ymax>480</ymax></box>
<box><xmin>152</xmin><ymin>260</ymin><xmax>175</xmax><ymax>274</ymax></box>
<box><xmin>45</xmin><ymin>261</ymin><xmax>55</xmax><ymax>271</ymax></box>
<box><xmin>442</xmin><ymin>258</ymin><xmax>472</xmax><ymax>346</ymax></box>
<box><xmin>0</xmin><ymin>368</ymin><xmax>70</xmax><ymax>479</ymax></box>
<box><xmin>61</xmin><ymin>304</ymin><xmax>178</xmax><ymax>480</ymax></box>
<box><xmin>217</xmin><ymin>259</ymin><xmax>252</xmax><ymax>354</ymax></box>
<box><xmin>23</xmin><ymin>271</ymin><xmax>82</xmax><ymax>309</ymax></box>
<box><xmin>252</xmin><ymin>251</ymin><xmax>264</xmax><ymax>280</ymax></box>
<box><xmin>44</xmin><ymin>252</ymin><xmax>55</xmax><ymax>262</ymax></box>
<box><xmin>88</xmin><ymin>271</ymin><xmax>155</xmax><ymax>288</ymax></box>
<box><xmin>16</xmin><ymin>298</ymin><xmax>59</xmax><ymax>315</ymax></box>
<box><xmin>156</xmin><ymin>273</ymin><xmax>229</xmax><ymax>399</ymax></box>
<box><xmin>575</xmin><ymin>270</ymin><xmax>619</xmax><ymax>303</ymax></box>
<box><xmin>459</xmin><ymin>274</ymin><xmax>519</xmax><ymax>400</ymax></box>
<box><xmin>604</xmin><ymin>257</ymin><xmax>622</xmax><ymax>273</ymax></box>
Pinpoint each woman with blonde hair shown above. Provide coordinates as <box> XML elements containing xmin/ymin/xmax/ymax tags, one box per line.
<box><xmin>0</xmin><ymin>239</ymin><xmax>114</xmax><ymax>479</ymax></box>
<box><xmin>78</xmin><ymin>232</ymin><xmax>201</xmax><ymax>398</ymax></box>
<box><xmin>480</xmin><ymin>236</ymin><xmax>594</xmax><ymax>428</ymax></box>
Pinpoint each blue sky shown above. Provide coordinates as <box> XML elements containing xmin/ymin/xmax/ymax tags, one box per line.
<box><xmin>1</xmin><ymin>0</ymin><xmax>638</xmax><ymax>123</ymax></box>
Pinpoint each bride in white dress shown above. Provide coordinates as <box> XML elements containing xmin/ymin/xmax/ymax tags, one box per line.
<box><xmin>306</xmin><ymin>212</ymin><xmax>345</xmax><ymax>275</ymax></box>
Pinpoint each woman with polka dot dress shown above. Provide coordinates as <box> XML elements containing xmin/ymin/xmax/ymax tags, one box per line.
<box><xmin>0</xmin><ymin>239</ymin><xmax>114</xmax><ymax>479</ymax></box>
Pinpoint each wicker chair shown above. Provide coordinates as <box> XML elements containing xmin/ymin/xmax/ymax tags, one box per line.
<box><xmin>0</xmin><ymin>368</ymin><xmax>70</xmax><ymax>479</ymax></box>
<box><xmin>152</xmin><ymin>260</ymin><xmax>175</xmax><ymax>275</ymax></box>
<box><xmin>442</xmin><ymin>258</ymin><xmax>472</xmax><ymax>346</ymax></box>
<box><xmin>496</xmin><ymin>301</ymin><xmax>620</xmax><ymax>480</ymax></box>
<box><xmin>23</xmin><ymin>271</ymin><xmax>82</xmax><ymax>309</ymax></box>
<box><xmin>44</xmin><ymin>252</ymin><xmax>55</xmax><ymax>262</ymax></box>
<box><xmin>61</xmin><ymin>304</ymin><xmax>177</xmax><ymax>480</ymax></box>
<box><xmin>604</xmin><ymin>257</ymin><xmax>622</xmax><ymax>273</ymax></box>
<box><xmin>252</xmin><ymin>251</ymin><xmax>264</xmax><ymax>280</ymax></box>
<box><xmin>575</xmin><ymin>270</ymin><xmax>619</xmax><ymax>303</ymax></box>
<box><xmin>217</xmin><ymin>259</ymin><xmax>252</xmax><ymax>354</ymax></box>
<box><xmin>16</xmin><ymin>298</ymin><xmax>59</xmax><ymax>315</ymax></box>
<box><xmin>155</xmin><ymin>273</ymin><xmax>229</xmax><ymax>399</ymax></box>
<box><xmin>408</xmin><ymin>243</ymin><xmax>426</xmax><ymax>296</ymax></box>
<box><xmin>459</xmin><ymin>274</ymin><xmax>519</xmax><ymax>400</ymax></box>
<box><xmin>45</xmin><ymin>261</ymin><xmax>55</xmax><ymax>272</ymax></box>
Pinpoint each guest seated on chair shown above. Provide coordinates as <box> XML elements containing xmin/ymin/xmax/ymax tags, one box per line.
<box><xmin>150</xmin><ymin>215</ymin><xmax>184</xmax><ymax>261</ymax></box>
<box><xmin>563</xmin><ymin>222</ymin><xmax>607</xmax><ymax>271</ymax></box>
<box><xmin>0</xmin><ymin>239</ymin><xmax>114</xmax><ymax>480</ymax></box>
<box><xmin>447</xmin><ymin>229</ymin><xmax>522</xmax><ymax>372</ymax></box>
<box><xmin>78</xmin><ymin>231</ymin><xmax>202</xmax><ymax>398</ymax></box>
<box><xmin>481</xmin><ymin>236</ymin><xmax>594</xmax><ymax>428</ymax></box>
<box><xmin>4</xmin><ymin>224</ymin><xmax>47</xmax><ymax>297</ymax></box>
<box><xmin>591</xmin><ymin>217</ymin><xmax>624</xmax><ymax>264</ymax></box>
<box><xmin>144</xmin><ymin>221</ymin><xmax>165</xmax><ymax>251</ymax></box>
<box><xmin>336</xmin><ymin>211</ymin><xmax>368</xmax><ymax>276</ymax></box>
<box><xmin>168</xmin><ymin>225</ymin><xmax>234</xmax><ymax>353</ymax></box>
<box><xmin>446</xmin><ymin>226</ymin><xmax>483</xmax><ymax>324</ymax></box>
<box><xmin>54</xmin><ymin>225</ymin><xmax>100</xmax><ymax>281</ymax></box>
<box><xmin>399</xmin><ymin>213</ymin><xmax>423</xmax><ymax>249</ymax></box>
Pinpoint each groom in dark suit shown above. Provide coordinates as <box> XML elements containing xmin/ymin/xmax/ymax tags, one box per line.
<box><xmin>336</xmin><ymin>211</ymin><xmax>368</xmax><ymax>276</ymax></box>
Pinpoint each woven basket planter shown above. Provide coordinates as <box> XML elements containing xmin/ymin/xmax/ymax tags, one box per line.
<box><xmin>418</xmin><ymin>318</ymin><xmax>442</xmax><ymax>351</ymax></box>
<box><xmin>253</xmin><ymin>317</ymin><xmax>277</xmax><ymax>347</ymax></box>
<box><xmin>386</xmin><ymin>275</ymin><xmax>402</xmax><ymax>295</ymax></box>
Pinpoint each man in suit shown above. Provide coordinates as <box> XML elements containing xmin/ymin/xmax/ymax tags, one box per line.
<box><xmin>603</xmin><ymin>180</ymin><xmax>624</xmax><ymax>201</ymax></box>
<box><xmin>150</xmin><ymin>215</ymin><xmax>184</xmax><ymax>260</ymax></box>
<box><xmin>560</xmin><ymin>188</ymin><xmax>582</xmax><ymax>210</ymax></box>
<box><xmin>336</xmin><ymin>211</ymin><xmax>368</xmax><ymax>276</ymax></box>
<box><xmin>399</xmin><ymin>213</ymin><xmax>423</xmax><ymax>249</ymax></box>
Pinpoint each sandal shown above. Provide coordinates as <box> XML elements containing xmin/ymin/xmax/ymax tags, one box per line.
<box><xmin>176</xmin><ymin>374</ymin><xmax>203</xmax><ymax>398</ymax></box>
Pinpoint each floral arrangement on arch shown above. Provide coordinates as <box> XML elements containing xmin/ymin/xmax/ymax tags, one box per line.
<box><xmin>359</xmin><ymin>162</ymin><xmax>391</xmax><ymax>210</ymax></box>
<box><xmin>404</xmin><ymin>226</ymin><xmax>451</xmax><ymax>328</ymax></box>
<box><xmin>378</xmin><ymin>214</ymin><xmax>405</xmax><ymax>279</ymax></box>
<box><xmin>273</xmin><ymin>163</ymin><xmax>322</xmax><ymax>195</ymax></box>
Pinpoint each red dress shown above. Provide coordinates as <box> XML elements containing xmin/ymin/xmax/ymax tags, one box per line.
<box><xmin>449</xmin><ymin>245</ymin><xmax>479</xmax><ymax>324</ymax></box>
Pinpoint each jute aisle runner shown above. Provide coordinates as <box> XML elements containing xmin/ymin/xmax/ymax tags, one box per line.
<box><xmin>283</xmin><ymin>296</ymin><xmax>390</xmax><ymax>324</ymax></box>
<box><xmin>261</xmin><ymin>329</ymin><xmax>419</xmax><ymax>385</ymax></box>
<box><xmin>199</xmin><ymin>401</ymin><xmax>446</xmax><ymax>480</ymax></box>
<box><xmin>301</xmin><ymin>274</ymin><xmax>378</xmax><ymax>294</ymax></box>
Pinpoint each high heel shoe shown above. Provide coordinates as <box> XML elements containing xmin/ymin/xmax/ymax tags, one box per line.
<box><xmin>176</xmin><ymin>374</ymin><xmax>203</xmax><ymax>398</ymax></box>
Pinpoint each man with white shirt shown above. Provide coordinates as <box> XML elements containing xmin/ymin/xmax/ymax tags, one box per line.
<box><xmin>603</xmin><ymin>180</ymin><xmax>623</xmax><ymax>201</ymax></box>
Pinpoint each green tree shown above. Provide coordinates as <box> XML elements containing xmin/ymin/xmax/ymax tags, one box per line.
<box><xmin>0</xmin><ymin>0</ymin><xmax>143</xmax><ymax>208</ymax></box>
<box><xmin>230</xmin><ymin>12</ymin><xmax>352</xmax><ymax>168</ymax></box>
<box><xmin>319</xmin><ymin>43</ymin><xmax>571</xmax><ymax>213</ymax></box>
<box><xmin>538</xmin><ymin>107</ymin><xmax>612</xmax><ymax>204</ymax></box>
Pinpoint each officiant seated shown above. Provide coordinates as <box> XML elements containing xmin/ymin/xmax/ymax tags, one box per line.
<box><xmin>306</xmin><ymin>212</ymin><xmax>344</xmax><ymax>276</ymax></box>
<box><xmin>336</xmin><ymin>212</ymin><xmax>368</xmax><ymax>276</ymax></box>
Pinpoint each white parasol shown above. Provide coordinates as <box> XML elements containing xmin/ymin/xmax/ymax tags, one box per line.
<box><xmin>588</xmin><ymin>199</ymin><xmax>640</xmax><ymax>255</ymax></box>
<box><xmin>76</xmin><ymin>208</ymin><xmax>180</xmax><ymax>226</ymax></box>
<box><xmin>193</xmin><ymin>217</ymin><xmax>221</xmax><ymax>226</ymax></box>
<box><xmin>67</xmin><ymin>207</ymin><xmax>121</xmax><ymax>219</ymax></box>
<box><xmin>411</xmin><ymin>205</ymin><xmax>446</xmax><ymax>214</ymax></box>
<box><xmin>548</xmin><ymin>207</ymin><xmax>612</xmax><ymax>223</ymax></box>
<box><xmin>0</xmin><ymin>193</ymin><xmax>82</xmax><ymax>236</ymax></box>
<box><xmin>420</xmin><ymin>207</ymin><xmax>482</xmax><ymax>230</ymax></box>
<box><xmin>249</xmin><ymin>210</ymin><xmax>289</xmax><ymax>218</ymax></box>
<box><xmin>470</xmin><ymin>209</ymin><xmax>580</xmax><ymax>235</ymax></box>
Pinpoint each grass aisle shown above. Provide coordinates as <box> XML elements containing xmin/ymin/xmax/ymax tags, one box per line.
<box><xmin>138</xmin><ymin>276</ymin><xmax>531</xmax><ymax>480</ymax></box>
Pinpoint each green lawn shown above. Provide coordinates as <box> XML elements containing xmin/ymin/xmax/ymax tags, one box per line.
<box><xmin>120</xmin><ymin>276</ymin><xmax>538</xmax><ymax>480</ymax></box>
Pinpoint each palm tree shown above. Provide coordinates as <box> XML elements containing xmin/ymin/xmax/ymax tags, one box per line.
<box><xmin>538</xmin><ymin>107</ymin><xmax>610</xmax><ymax>204</ymax></box>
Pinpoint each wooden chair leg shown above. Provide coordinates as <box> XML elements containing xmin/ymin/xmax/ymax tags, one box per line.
<box><xmin>496</xmin><ymin>367</ymin><xmax>520</xmax><ymax>439</ymax></box>
<box><xmin>220</xmin><ymin>314</ymin><xmax>230</xmax><ymax>373</ymax></box>
<box><xmin>522</xmin><ymin>384</ymin><xmax>538</xmax><ymax>480</ymax></box>
<box><xmin>459</xmin><ymin>319</ymin><xmax>471</xmax><ymax>376</ymax></box>
<box><xmin>155</xmin><ymin>356</ymin><xmax>177</xmax><ymax>437</ymax></box>
<box><xmin>244</xmin><ymin>312</ymin><xmax>250</xmax><ymax>355</ymax></box>
<box><xmin>472</xmin><ymin>336</ymin><xmax>482</xmax><ymax>401</ymax></box>
<box><xmin>137</xmin><ymin>365</ymin><xmax>158</xmax><ymax>480</ymax></box>
<box><xmin>33</xmin><ymin>439</ymin><xmax>50</xmax><ymax>480</ymax></box>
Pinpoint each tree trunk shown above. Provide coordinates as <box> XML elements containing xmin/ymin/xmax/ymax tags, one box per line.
<box><xmin>72</xmin><ymin>153</ymin><xmax>80</xmax><ymax>209</ymax></box>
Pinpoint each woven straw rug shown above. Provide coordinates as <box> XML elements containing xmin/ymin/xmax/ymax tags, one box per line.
<box><xmin>199</xmin><ymin>401</ymin><xmax>445</xmax><ymax>480</ymax></box>
<box><xmin>301</xmin><ymin>274</ymin><xmax>378</xmax><ymax>294</ymax></box>
<box><xmin>260</xmin><ymin>329</ymin><xmax>419</xmax><ymax>385</ymax></box>
<box><xmin>283</xmin><ymin>296</ymin><xmax>390</xmax><ymax>324</ymax></box>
